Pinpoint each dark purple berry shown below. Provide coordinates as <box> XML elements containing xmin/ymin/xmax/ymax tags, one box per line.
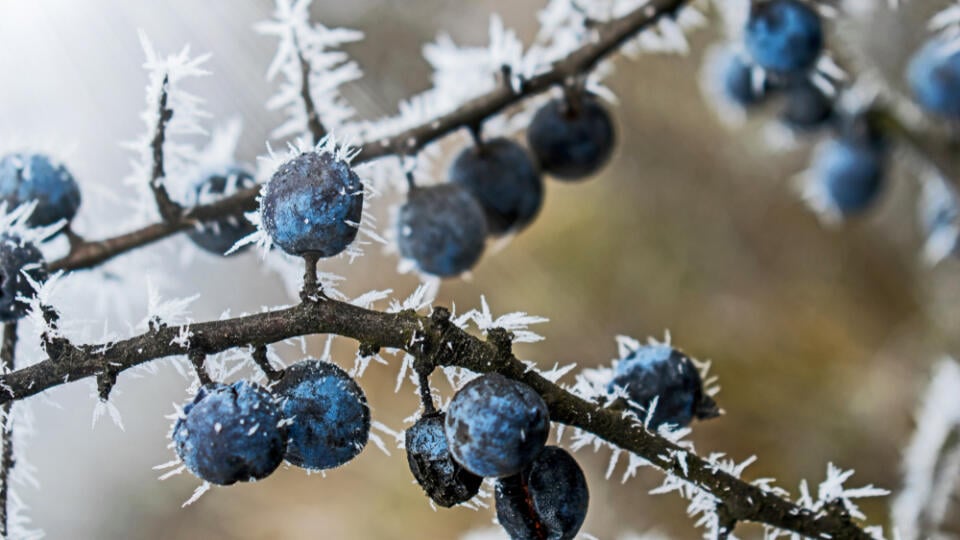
<box><xmin>779</xmin><ymin>80</ymin><xmax>833</xmax><ymax>130</ymax></box>
<box><xmin>449</xmin><ymin>138</ymin><xmax>543</xmax><ymax>235</ymax></box>
<box><xmin>527</xmin><ymin>95</ymin><xmax>615</xmax><ymax>181</ymax></box>
<box><xmin>810</xmin><ymin>138</ymin><xmax>885</xmax><ymax>216</ymax></box>
<box><xmin>607</xmin><ymin>344</ymin><xmax>719</xmax><ymax>430</ymax></box>
<box><xmin>187</xmin><ymin>167</ymin><xmax>258</xmax><ymax>255</ymax></box>
<box><xmin>495</xmin><ymin>446</ymin><xmax>589</xmax><ymax>540</ymax></box>
<box><xmin>406</xmin><ymin>413</ymin><xmax>483</xmax><ymax>507</ymax></box>
<box><xmin>173</xmin><ymin>381</ymin><xmax>287</xmax><ymax>485</ymax></box>
<box><xmin>260</xmin><ymin>151</ymin><xmax>363</xmax><ymax>257</ymax></box>
<box><xmin>444</xmin><ymin>373</ymin><xmax>549</xmax><ymax>478</ymax></box>
<box><xmin>397</xmin><ymin>183</ymin><xmax>487</xmax><ymax>277</ymax></box>
<box><xmin>272</xmin><ymin>360</ymin><xmax>370</xmax><ymax>470</ymax></box>
<box><xmin>0</xmin><ymin>153</ymin><xmax>81</xmax><ymax>228</ymax></box>
<box><xmin>0</xmin><ymin>234</ymin><xmax>47</xmax><ymax>323</ymax></box>
<box><xmin>745</xmin><ymin>0</ymin><xmax>823</xmax><ymax>75</ymax></box>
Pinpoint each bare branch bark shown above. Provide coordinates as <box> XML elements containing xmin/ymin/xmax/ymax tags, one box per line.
<box><xmin>0</xmin><ymin>322</ymin><xmax>18</xmax><ymax>539</ymax></box>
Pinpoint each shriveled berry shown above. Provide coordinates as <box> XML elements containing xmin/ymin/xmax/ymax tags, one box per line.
<box><xmin>779</xmin><ymin>80</ymin><xmax>833</xmax><ymax>130</ymax></box>
<box><xmin>187</xmin><ymin>167</ymin><xmax>258</xmax><ymax>255</ymax></box>
<box><xmin>0</xmin><ymin>153</ymin><xmax>81</xmax><ymax>228</ymax></box>
<box><xmin>527</xmin><ymin>95</ymin><xmax>615</xmax><ymax>181</ymax></box>
<box><xmin>406</xmin><ymin>413</ymin><xmax>483</xmax><ymax>507</ymax></box>
<box><xmin>607</xmin><ymin>344</ymin><xmax>719</xmax><ymax>430</ymax></box>
<box><xmin>444</xmin><ymin>373</ymin><xmax>549</xmax><ymax>478</ymax></box>
<box><xmin>809</xmin><ymin>138</ymin><xmax>885</xmax><ymax>216</ymax></box>
<box><xmin>449</xmin><ymin>138</ymin><xmax>543</xmax><ymax>235</ymax></box>
<box><xmin>260</xmin><ymin>151</ymin><xmax>363</xmax><ymax>256</ymax></box>
<box><xmin>907</xmin><ymin>37</ymin><xmax>960</xmax><ymax>119</ymax></box>
<box><xmin>745</xmin><ymin>0</ymin><xmax>823</xmax><ymax>75</ymax></box>
<box><xmin>0</xmin><ymin>234</ymin><xmax>47</xmax><ymax>322</ymax></box>
<box><xmin>495</xmin><ymin>446</ymin><xmax>589</xmax><ymax>540</ymax></box>
<box><xmin>173</xmin><ymin>381</ymin><xmax>287</xmax><ymax>485</ymax></box>
<box><xmin>397</xmin><ymin>183</ymin><xmax>487</xmax><ymax>277</ymax></box>
<box><xmin>272</xmin><ymin>359</ymin><xmax>370</xmax><ymax>470</ymax></box>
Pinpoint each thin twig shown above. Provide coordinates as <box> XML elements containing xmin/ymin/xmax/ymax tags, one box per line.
<box><xmin>149</xmin><ymin>75</ymin><xmax>183</xmax><ymax>222</ymax></box>
<box><xmin>0</xmin><ymin>322</ymin><xmax>18</xmax><ymax>539</ymax></box>
<box><xmin>295</xmin><ymin>34</ymin><xmax>326</xmax><ymax>145</ymax></box>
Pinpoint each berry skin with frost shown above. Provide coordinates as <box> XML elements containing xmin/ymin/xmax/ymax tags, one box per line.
<box><xmin>744</xmin><ymin>0</ymin><xmax>823</xmax><ymax>75</ymax></box>
<box><xmin>405</xmin><ymin>412</ymin><xmax>483</xmax><ymax>507</ymax></box>
<box><xmin>607</xmin><ymin>343</ymin><xmax>719</xmax><ymax>430</ymax></box>
<box><xmin>272</xmin><ymin>359</ymin><xmax>370</xmax><ymax>470</ymax></box>
<box><xmin>187</xmin><ymin>167</ymin><xmax>259</xmax><ymax>255</ymax></box>
<box><xmin>172</xmin><ymin>380</ymin><xmax>287</xmax><ymax>485</ymax></box>
<box><xmin>396</xmin><ymin>183</ymin><xmax>487</xmax><ymax>277</ymax></box>
<box><xmin>495</xmin><ymin>446</ymin><xmax>589</xmax><ymax>540</ymax></box>
<box><xmin>907</xmin><ymin>38</ymin><xmax>960</xmax><ymax>119</ymax></box>
<box><xmin>444</xmin><ymin>373</ymin><xmax>550</xmax><ymax>478</ymax></box>
<box><xmin>0</xmin><ymin>153</ymin><xmax>81</xmax><ymax>228</ymax></box>
<box><xmin>449</xmin><ymin>138</ymin><xmax>543</xmax><ymax>235</ymax></box>
<box><xmin>810</xmin><ymin>138</ymin><xmax>885</xmax><ymax>216</ymax></box>
<box><xmin>527</xmin><ymin>95</ymin><xmax>615</xmax><ymax>181</ymax></box>
<box><xmin>260</xmin><ymin>151</ymin><xmax>363</xmax><ymax>257</ymax></box>
<box><xmin>779</xmin><ymin>80</ymin><xmax>833</xmax><ymax>131</ymax></box>
<box><xmin>0</xmin><ymin>234</ymin><xmax>48</xmax><ymax>323</ymax></box>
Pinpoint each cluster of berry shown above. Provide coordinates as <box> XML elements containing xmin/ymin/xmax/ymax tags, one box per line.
<box><xmin>398</xmin><ymin>93</ymin><xmax>615</xmax><ymax>277</ymax></box>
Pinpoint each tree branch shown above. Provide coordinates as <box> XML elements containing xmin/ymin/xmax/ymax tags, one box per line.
<box><xmin>0</xmin><ymin>322</ymin><xmax>18</xmax><ymax>539</ymax></box>
<box><xmin>0</xmin><ymin>300</ymin><xmax>875</xmax><ymax>539</ymax></box>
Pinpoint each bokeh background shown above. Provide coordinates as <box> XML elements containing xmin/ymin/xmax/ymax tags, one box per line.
<box><xmin>0</xmin><ymin>0</ymin><xmax>956</xmax><ymax>538</ymax></box>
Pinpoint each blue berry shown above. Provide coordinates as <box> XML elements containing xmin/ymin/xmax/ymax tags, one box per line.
<box><xmin>272</xmin><ymin>360</ymin><xmax>370</xmax><ymax>470</ymax></box>
<box><xmin>397</xmin><ymin>184</ymin><xmax>487</xmax><ymax>277</ymax></box>
<box><xmin>718</xmin><ymin>48</ymin><xmax>769</xmax><ymax>106</ymax></box>
<box><xmin>744</xmin><ymin>0</ymin><xmax>823</xmax><ymax>75</ymax></box>
<box><xmin>0</xmin><ymin>153</ymin><xmax>81</xmax><ymax>228</ymax></box>
<box><xmin>907</xmin><ymin>37</ymin><xmax>960</xmax><ymax>119</ymax></box>
<box><xmin>260</xmin><ymin>151</ymin><xmax>363</xmax><ymax>257</ymax></box>
<box><xmin>607</xmin><ymin>344</ymin><xmax>719</xmax><ymax>430</ymax></box>
<box><xmin>406</xmin><ymin>413</ymin><xmax>483</xmax><ymax>507</ymax></box>
<box><xmin>449</xmin><ymin>138</ymin><xmax>543</xmax><ymax>235</ymax></box>
<box><xmin>779</xmin><ymin>80</ymin><xmax>833</xmax><ymax>130</ymax></box>
<box><xmin>173</xmin><ymin>381</ymin><xmax>287</xmax><ymax>485</ymax></box>
<box><xmin>0</xmin><ymin>234</ymin><xmax>47</xmax><ymax>323</ymax></box>
<box><xmin>527</xmin><ymin>95</ymin><xmax>615</xmax><ymax>181</ymax></box>
<box><xmin>444</xmin><ymin>373</ymin><xmax>550</xmax><ymax>478</ymax></box>
<box><xmin>495</xmin><ymin>446</ymin><xmax>589</xmax><ymax>540</ymax></box>
<box><xmin>810</xmin><ymin>138</ymin><xmax>885</xmax><ymax>216</ymax></box>
<box><xmin>187</xmin><ymin>167</ymin><xmax>258</xmax><ymax>255</ymax></box>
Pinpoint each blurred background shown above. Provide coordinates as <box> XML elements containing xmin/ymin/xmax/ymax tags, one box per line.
<box><xmin>0</xmin><ymin>0</ymin><xmax>956</xmax><ymax>538</ymax></box>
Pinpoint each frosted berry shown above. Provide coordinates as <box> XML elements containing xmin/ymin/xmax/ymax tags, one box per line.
<box><xmin>809</xmin><ymin>138</ymin><xmax>885</xmax><ymax>216</ymax></box>
<box><xmin>444</xmin><ymin>373</ymin><xmax>549</xmax><ymax>478</ymax></box>
<box><xmin>607</xmin><ymin>344</ymin><xmax>719</xmax><ymax>430</ymax></box>
<box><xmin>744</xmin><ymin>0</ymin><xmax>823</xmax><ymax>75</ymax></box>
<box><xmin>495</xmin><ymin>446</ymin><xmax>589</xmax><ymax>540</ymax></box>
<box><xmin>172</xmin><ymin>381</ymin><xmax>287</xmax><ymax>485</ymax></box>
<box><xmin>260</xmin><ymin>151</ymin><xmax>363</xmax><ymax>256</ymax></box>
<box><xmin>0</xmin><ymin>153</ymin><xmax>81</xmax><ymax>228</ymax></box>
<box><xmin>907</xmin><ymin>37</ymin><xmax>960</xmax><ymax>119</ymax></box>
<box><xmin>406</xmin><ymin>412</ymin><xmax>483</xmax><ymax>507</ymax></box>
<box><xmin>272</xmin><ymin>359</ymin><xmax>370</xmax><ymax>470</ymax></box>
<box><xmin>779</xmin><ymin>80</ymin><xmax>833</xmax><ymax>130</ymax></box>
<box><xmin>0</xmin><ymin>234</ymin><xmax>47</xmax><ymax>322</ymax></box>
<box><xmin>187</xmin><ymin>167</ymin><xmax>258</xmax><ymax>255</ymax></box>
<box><xmin>527</xmin><ymin>95</ymin><xmax>615</xmax><ymax>181</ymax></box>
<box><xmin>718</xmin><ymin>48</ymin><xmax>769</xmax><ymax>107</ymax></box>
<box><xmin>397</xmin><ymin>183</ymin><xmax>487</xmax><ymax>277</ymax></box>
<box><xmin>449</xmin><ymin>138</ymin><xmax>543</xmax><ymax>235</ymax></box>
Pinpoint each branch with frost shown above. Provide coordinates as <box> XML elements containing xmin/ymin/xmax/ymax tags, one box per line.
<box><xmin>0</xmin><ymin>323</ymin><xmax>18</xmax><ymax>539</ymax></box>
<box><xmin>0</xmin><ymin>296</ymin><xmax>880</xmax><ymax>539</ymax></box>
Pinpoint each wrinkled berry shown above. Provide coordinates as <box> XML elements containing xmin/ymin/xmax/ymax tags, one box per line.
<box><xmin>810</xmin><ymin>138</ymin><xmax>886</xmax><ymax>216</ymax></box>
<box><xmin>527</xmin><ymin>95</ymin><xmax>615</xmax><ymax>181</ymax></box>
<box><xmin>607</xmin><ymin>344</ymin><xmax>719</xmax><ymax>430</ymax></box>
<box><xmin>495</xmin><ymin>446</ymin><xmax>589</xmax><ymax>540</ymax></box>
<box><xmin>397</xmin><ymin>183</ymin><xmax>487</xmax><ymax>277</ymax></box>
<box><xmin>449</xmin><ymin>138</ymin><xmax>543</xmax><ymax>235</ymax></box>
<box><xmin>272</xmin><ymin>359</ymin><xmax>370</xmax><ymax>470</ymax></box>
<box><xmin>745</xmin><ymin>0</ymin><xmax>823</xmax><ymax>75</ymax></box>
<box><xmin>406</xmin><ymin>413</ymin><xmax>483</xmax><ymax>507</ymax></box>
<box><xmin>187</xmin><ymin>167</ymin><xmax>258</xmax><ymax>255</ymax></box>
<box><xmin>779</xmin><ymin>80</ymin><xmax>833</xmax><ymax>130</ymax></box>
<box><xmin>173</xmin><ymin>381</ymin><xmax>287</xmax><ymax>485</ymax></box>
<box><xmin>260</xmin><ymin>151</ymin><xmax>363</xmax><ymax>256</ymax></box>
<box><xmin>444</xmin><ymin>373</ymin><xmax>550</xmax><ymax>478</ymax></box>
<box><xmin>0</xmin><ymin>153</ymin><xmax>81</xmax><ymax>228</ymax></box>
<box><xmin>907</xmin><ymin>37</ymin><xmax>960</xmax><ymax>119</ymax></box>
<box><xmin>0</xmin><ymin>234</ymin><xmax>47</xmax><ymax>322</ymax></box>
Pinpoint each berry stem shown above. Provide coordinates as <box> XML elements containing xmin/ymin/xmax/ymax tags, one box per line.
<box><xmin>300</xmin><ymin>252</ymin><xmax>321</xmax><ymax>301</ymax></box>
<box><xmin>416</xmin><ymin>369</ymin><xmax>436</xmax><ymax>416</ymax></box>
<box><xmin>188</xmin><ymin>350</ymin><xmax>212</xmax><ymax>386</ymax></box>
<box><xmin>251</xmin><ymin>345</ymin><xmax>282</xmax><ymax>381</ymax></box>
<box><xmin>0</xmin><ymin>322</ymin><xmax>17</xmax><ymax>540</ymax></box>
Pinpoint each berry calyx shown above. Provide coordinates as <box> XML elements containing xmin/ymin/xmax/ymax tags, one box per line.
<box><xmin>744</xmin><ymin>0</ymin><xmax>823</xmax><ymax>75</ymax></box>
<box><xmin>187</xmin><ymin>167</ymin><xmax>258</xmax><ymax>256</ymax></box>
<box><xmin>0</xmin><ymin>234</ymin><xmax>48</xmax><ymax>323</ymax></box>
<box><xmin>272</xmin><ymin>359</ymin><xmax>370</xmax><ymax>470</ymax></box>
<box><xmin>527</xmin><ymin>95</ymin><xmax>615</xmax><ymax>181</ymax></box>
<box><xmin>260</xmin><ymin>151</ymin><xmax>363</xmax><ymax>257</ymax></box>
<box><xmin>406</xmin><ymin>412</ymin><xmax>483</xmax><ymax>507</ymax></box>
<box><xmin>0</xmin><ymin>153</ymin><xmax>81</xmax><ymax>228</ymax></box>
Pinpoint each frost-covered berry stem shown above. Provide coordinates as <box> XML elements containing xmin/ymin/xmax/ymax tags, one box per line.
<box><xmin>188</xmin><ymin>350</ymin><xmax>212</xmax><ymax>386</ymax></box>
<box><xmin>149</xmin><ymin>75</ymin><xmax>184</xmax><ymax>222</ymax></box>
<box><xmin>0</xmin><ymin>301</ymin><xmax>877</xmax><ymax>538</ymax></box>
<box><xmin>251</xmin><ymin>345</ymin><xmax>282</xmax><ymax>381</ymax></box>
<box><xmin>0</xmin><ymin>322</ymin><xmax>17</xmax><ymax>539</ymax></box>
